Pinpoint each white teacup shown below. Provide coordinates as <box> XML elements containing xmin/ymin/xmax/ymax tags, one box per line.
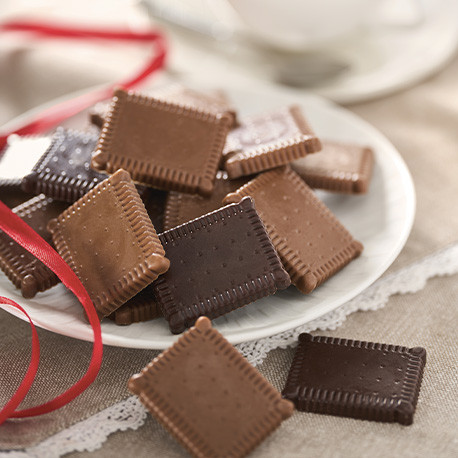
<box><xmin>226</xmin><ymin>0</ymin><xmax>373</xmax><ymax>51</ymax></box>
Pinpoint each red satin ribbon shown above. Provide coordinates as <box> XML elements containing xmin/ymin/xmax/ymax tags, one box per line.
<box><xmin>0</xmin><ymin>20</ymin><xmax>167</xmax><ymax>149</ymax></box>
<box><xmin>0</xmin><ymin>20</ymin><xmax>167</xmax><ymax>424</ymax></box>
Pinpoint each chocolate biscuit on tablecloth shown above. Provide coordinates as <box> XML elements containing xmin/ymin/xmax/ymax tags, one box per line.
<box><xmin>47</xmin><ymin>169</ymin><xmax>169</xmax><ymax>318</ymax></box>
<box><xmin>129</xmin><ymin>317</ymin><xmax>294</xmax><ymax>458</ymax></box>
<box><xmin>283</xmin><ymin>333</ymin><xmax>426</xmax><ymax>425</ymax></box>
<box><xmin>0</xmin><ymin>194</ymin><xmax>69</xmax><ymax>298</ymax></box>
<box><xmin>153</xmin><ymin>197</ymin><xmax>290</xmax><ymax>334</ymax></box>
<box><xmin>224</xmin><ymin>167</ymin><xmax>363</xmax><ymax>294</ymax></box>
<box><xmin>91</xmin><ymin>89</ymin><xmax>232</xmax><ymax>196</ymax></box>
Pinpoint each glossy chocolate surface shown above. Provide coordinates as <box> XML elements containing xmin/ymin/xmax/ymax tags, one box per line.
<box><xmin>154</xmin><ymin>197</ymin><xmax>290</xmax><ymax>334</ymax></box>
<box><xmin>283</xmin><ymin>333</ymin><xmax>426</xmax><ymax>425</ymax></box>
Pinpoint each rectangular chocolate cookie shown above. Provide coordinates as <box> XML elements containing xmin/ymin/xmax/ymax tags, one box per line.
<box><xmin>0</xmin><ymin>195</ymin><xmax>69</xmax><ymax>298</ymax></box>
<box><xmin>224</xmin><ymin>167</ymin><xmax>363</xmax><ymax>294</ymax></box>
<box><xmin>292</xmin><ymin>140</ymin><xmax>375</xmax><ymax>194</ymax></box>
<box><xmin>47</xmin><ymin>169</ymin><xmax>170</xmax><ymax>318</ymax></box>
<box><xmin>153</xmin><ymin>197</ymin><xmax>291</xmax><ymax>334</ymax></box>
<box><xmin>283</xmin><ymin>333</ymin><xmax>426</xmax><ymax>425</ymax></box>
<box><xmin>129</xmin><ymin>316</ymin><xmax>294</xmax><ymax>458</ymax></box>
<box><xmin>223</xmin><ymin>106</ymin><xmax>321</xmax><ymax>179</ymax></box>
<box><xmin>91</xmin><ymin>89</ymin><xmax>233</xmax><ymax>196</ymax></box>
<box><xmin>21</xmin><ymin>128</ymin><xmax>108</xmax><ymax>202</ymax></box>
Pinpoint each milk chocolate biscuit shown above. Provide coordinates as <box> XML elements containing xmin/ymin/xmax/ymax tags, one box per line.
<box><xmin>283</xmin><ymin>333</ymin><xmax>426</xmax><ymax>425</ymax></box>
<box><xmin>0</xmin><ymin>135</ymin><xmax>51</xmax><ymax>188</ymax></box>
<box><xmin>292</xmin><ymin>140</ymin><xmax>375</xmax><ymax>194</ymax></box>
<box><xmin>22</xmin><ymin>128</ymin><xmax>107</xmax><ymax>202</ymax></box>
<box><xmin>0</xmin><ymin>195</ymin><xmax>68</xmax><ymax>298</ymax></box>
<box><xmin>108</xmin><ymin>285</ymin><xmax>161</xmax><ymax>325</ymax></box>
<box><xmin>153</xmin><ymin>197</ymin><xmax>290</xmax><ymax>334</ymax></box>
<box><xmin>223</xmin><ymin>106</ymin><xmax>321</xmax><ymax>179</ymax></box>
<box><xmin>129</xmin><ymin>317</ymin><xmax>294</xmax><ymax>458</ymax></box>
<box><xmin>163</xmin><ymin>172</ymin><xmax>248</xmax><ymax>231</ymax></box>
<box><xmin>47</xmin><ymin>169</ymin><xmax>170</xmax><ymax>318</ymax></box>
<box><xmin>91</xmin><ymin>89</ymin><xmax>233</xmax><ymax>196</ymax></box>
<box><xmin>224</xmin><ymin>167</ymin><xmax>363</xmax><ymax>294</ymax></box>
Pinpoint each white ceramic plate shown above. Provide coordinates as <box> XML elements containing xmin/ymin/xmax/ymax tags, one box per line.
<box><xmin>0</xmin><ymin>83</ymin><xmax>415</xmax><ymax>348</ymax></box>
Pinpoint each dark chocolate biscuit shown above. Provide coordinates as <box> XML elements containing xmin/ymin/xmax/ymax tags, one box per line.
<box><xmin>283</xmin><ymin>333</ymin><xmax>426</xmax><ymax>425</ymax></box>
<box><xmin>22</xmin><ymin>128</ymin><xmax>107</xmax><ymax>202</ymax></box>
<box><xmin>91</xmin><ymin>89</ymin><xmax>233</xmax><ymax>196</ymax></box>
<box><xmin>0</xmin><ymin>195</ymin><xmax>69</xmax><ymax>298</ymax></box>
<box><xmin>129</xmin><ymin>316</ymin><xmax>294</xmax><ymax>458</ymax></box>
<box><xmin>48</xmin><ymin>169</ymin><xmax>170</xmax><ymax>318</ymax></box>
<box><xmin>153</xmin><ymin>197</ymin><xmax>291</xmax><ymax>334</ymax></box>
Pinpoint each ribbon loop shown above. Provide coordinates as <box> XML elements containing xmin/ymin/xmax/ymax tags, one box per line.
<box><xmin>0</xmin><ymin>19</ymin><xmax>167</xmax><ymax>424</ymax></box>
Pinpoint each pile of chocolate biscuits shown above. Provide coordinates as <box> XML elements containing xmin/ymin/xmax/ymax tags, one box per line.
<box><xmin>0</xmin><ymin>84</ymin><xmax>426</xmax><ymax>457</ymax></box>
<box><xmin>0</xmin><ymin>84</ymin><xmax>371</xmax><ymax>329</ymax></box>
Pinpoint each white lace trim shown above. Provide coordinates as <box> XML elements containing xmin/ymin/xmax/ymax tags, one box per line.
<box><xmin>0</xmin><ymin>397</ymin><xmax>147</xmax><ymax>458</ymax></box>
<box><xmin>237</xmin><ymin>242</ymin><xmax>458</xmax><ymax>365</ymax></box>
<box><xmin>3</xmin><ymin>242</ymin><xmax>457</xmax><ymax>457</ymax></box>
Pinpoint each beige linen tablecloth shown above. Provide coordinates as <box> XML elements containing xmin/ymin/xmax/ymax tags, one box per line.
<box><xmin>0</xmin><ymin>20</ymin><xmax>457</xmax><ymax>457</ymax></box>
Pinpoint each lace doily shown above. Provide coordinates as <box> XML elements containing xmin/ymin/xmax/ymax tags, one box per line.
<box><xmin>2</xmin><ymin>242</ymin><xmax>457</xmax><ymax>457</ymax></box>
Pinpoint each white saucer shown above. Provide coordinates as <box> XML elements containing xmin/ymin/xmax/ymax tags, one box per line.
<box><xmin>313</xmin><ymin>0</ymin><xmax>458</xmax><ymax>103</ymax></box>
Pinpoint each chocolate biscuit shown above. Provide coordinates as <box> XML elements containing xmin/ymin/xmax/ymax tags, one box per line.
<box><xmin>129</xmin><ymin>316</ymin><xmax>294</xmax><ymax>458</ymax></box>
<box><xmin>224</xmin><ymin>167</ymin><xmax>363</xmax><ymax>294</ymax></box>
<box><xmin>91</xmin><ymin>89</ymin><xmax>233</xmax><ymax>196</ymax></box>
<box><xmin>283</xmin><ymin>333</ymin><xmax>426</xmax><ymax>425</ymax></box>
<box><xmin>108</xmin><ymin>285</ymin><xmax>161</xmax><ymax>325</ymax></box>
<box><xmin>223</xmin><ymin>106</ymin><xmax>321</xmax><ymax>179</ymax></box>
<box><xmin>47</xmin><ymin>169</ymin><xmax>170</xmax><ymax>318</ymax></box>
<box><xmin>0</xmin><ymin>195</ymin><xmax>69</xmax><ymax>298</ymax></box>
<box><xmin>22</xmin><ymin>128</ymin><xmax>107</xmax><ymax>202</ymax></box>
<box><xmin>292</xmin><ymin>140</ymin><xmax>374</xmax><ymax>193</ymax></box>
<box><xmin>163</xmin><ymin>172</ymin><xmax>248</xmax><ymax>231</ymax></box>
<box><xmin>153</xmin><ymin>197</ymin><xmax>291</xmax><ymax>334</ymax></box>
